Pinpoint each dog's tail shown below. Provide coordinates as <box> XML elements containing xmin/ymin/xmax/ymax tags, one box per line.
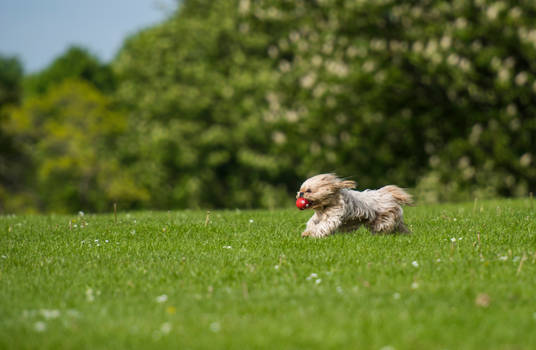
<box><xmin>381</xmin><ymin>185</ymin><xmax>413</xmax><ymax>206</ymax></box>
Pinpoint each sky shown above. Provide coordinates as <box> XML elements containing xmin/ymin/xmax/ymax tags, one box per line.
<box><xmin>0</xmin><ymin>0</ymin><xmax>177</xmax><ymax>73</ymax></box>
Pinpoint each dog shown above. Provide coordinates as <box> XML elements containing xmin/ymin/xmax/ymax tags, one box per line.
<box><xmin>297</xmin><ymin>173</ymin><xmax>412</xmax><ymax>238</ymax></box>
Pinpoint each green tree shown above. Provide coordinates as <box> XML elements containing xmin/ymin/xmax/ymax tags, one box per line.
<box><xmin>24</xmin><ymin>46</ymin><xmax>116</xmax><ymax>96</ymax></box>
<box><xmin>114</xmin><ymin>0</ymin><xmax>536</xmax><ymax>208</ymax></box>
<box><xmin>0</xmin><ymin>55</ymin><xmax>28</xmax><ymax>212</ymax></box>
<box><xmin>114</xmin><ymin>0</ymin><xmax>289</xmax><ymax>209</ymax></box>
<box><xmin>3</xmin><ymin>79</ymin><xmax>147</xmax><ymax>212</ymax></box>
<box><xmin>0</xmin><ymin>55</ymin><xmax>23</xmax><ymax>106</ymax></box>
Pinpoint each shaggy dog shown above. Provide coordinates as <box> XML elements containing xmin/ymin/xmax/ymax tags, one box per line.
<box><xmin>297</xmin><ymin>173</ymin><xmax>412</xmax><ymax>238</ymax></box>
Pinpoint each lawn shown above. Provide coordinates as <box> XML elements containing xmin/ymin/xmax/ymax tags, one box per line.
<box><xmin>1</xmin><ymin>199</ymin><xmax>535</xmax><ymax>349</ymax></box>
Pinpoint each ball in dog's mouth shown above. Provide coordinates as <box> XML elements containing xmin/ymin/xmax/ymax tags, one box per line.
<box><xmin>296</xmin><ymin>197</ymin><xmax>311</xmax><ymax>210</ymax></box>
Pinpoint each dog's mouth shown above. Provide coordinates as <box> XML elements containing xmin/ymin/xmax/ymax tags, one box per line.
<box><xmin>296</xmin><ymin>194</ymin><xmax>315</xmax><ymax>209</ymax></box>
<box><xmin>302</xmin><ymin>198</ymin><xmax>316</xmax><ymax>209</ymax></box>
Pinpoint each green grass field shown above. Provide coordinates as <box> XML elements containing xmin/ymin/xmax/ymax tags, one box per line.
<box><xmin>1</xmin><ymin>199</ymin><xmax>535</xmax><ymax>349</ymax></box>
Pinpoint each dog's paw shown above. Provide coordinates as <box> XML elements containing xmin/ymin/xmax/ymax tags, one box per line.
<box><xmin>301</xmin><ymin>231</ymin><xmax>313</xmax><ymax>238</ymax></box>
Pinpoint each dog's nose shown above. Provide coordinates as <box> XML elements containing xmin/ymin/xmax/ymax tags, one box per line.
<box><xmin>298</xmin><ymin>192</ymin><xmax>304</xmax><ymax>198</ymax></box>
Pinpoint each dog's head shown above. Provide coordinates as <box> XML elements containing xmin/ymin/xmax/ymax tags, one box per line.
<box><xmin>296</xmin><ymin>173</ymin><xmax>356</xmax><ymax>209</ymax></box>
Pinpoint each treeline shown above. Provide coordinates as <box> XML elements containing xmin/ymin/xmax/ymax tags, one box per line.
<box><xmin>1</xmin><ymin>0</ymin><xmax>535</xmax><ymax>213</ymax></box>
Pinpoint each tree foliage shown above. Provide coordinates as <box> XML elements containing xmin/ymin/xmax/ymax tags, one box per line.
<box><xmin>24</xmin><ymin>46</ymin><xmax>116</xmax><ymax>96</ymax></box>
<box><xmin>2</xmin><ymin>0</ymin><xmax>536</xmax><ymax>213</ymax></box>
<box><xmin>3</xmin><ymin>80</ymin><xmax>145</xmax><ymax>212</ymax></box>
<box><xmin>0</xmin><ymin>55</ymin><xmax>26</xmax><ymax>212</ymax></box>
<box><xmin>0</xmin><ymin>55</ymin><xmax>23</xmax><ymax>106</ymax></box>
<box><xmin>113</xmin><ymin>0</ymin><xmax>536</xmax><ymax>209</ymax></box>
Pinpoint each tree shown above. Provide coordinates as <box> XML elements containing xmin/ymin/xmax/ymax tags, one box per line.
<box><xmin>24</xmin><ymin>46</ymin><xmax>116</xmax><ymax>96</ymax></box>
<box><xmin>3</xmin><ymin>79</ymin><xmax>147</xmax><ymax>212</ymax></box>
<box><xmin>0</xmin><ymin>55</ymin><xmax>23</xmax><ymax>106</ymax></box>
<box><xmin>114</xmin><ymin>0</ymin><xmax>536</xmax><ymax>207</ymax></box>
<box><xmin>0</xmin><ymin>55</ymin><xmax>27</xmax><ymax>212</ymax></box>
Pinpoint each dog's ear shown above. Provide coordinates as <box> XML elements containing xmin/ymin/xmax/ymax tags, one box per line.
<box><xmin>337</xmin><ymin>179</ymin><xmax>356</xmax><ymax>189</ymax></box>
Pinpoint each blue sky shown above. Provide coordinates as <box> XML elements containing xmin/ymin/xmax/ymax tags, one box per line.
<box><xmin>0</xmin><ymin>0</ymin><xmax>177</xmax><ymax>73</ymax></box>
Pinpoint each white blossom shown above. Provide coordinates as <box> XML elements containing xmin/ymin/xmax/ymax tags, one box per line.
<box><xmin>210</xmin><ymin>322</ymin><xmax>221</xmax><ymax>332</ymax></box>
<box><xmin>34</xmin><ymin>321</ymin><xmax>46</xmax><ymax>332</ymax></box>
<box><xmin>40</xmin><ymin>309</ymin><xmax>60</xmax><ymax>320</ymax></box>
<box><xmin>160</xmin><ymin>322</ymin><xmax>172</xmax><ymax>334</ymax></box>
<box><xmin>155</xmin><ymin>294</ymin><xmax>168</xmax><ymax>303</ymax></box>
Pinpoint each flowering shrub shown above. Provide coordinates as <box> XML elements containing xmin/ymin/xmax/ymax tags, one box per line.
<box><xmin>113</xmin><ymin>0</ymin><xmax>535</xmax><ymax>207</ymax></box>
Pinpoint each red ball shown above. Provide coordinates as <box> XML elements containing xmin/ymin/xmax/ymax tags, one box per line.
<box><xmin>296</xmin><ymin>197</ymin><xmax>311</xmax><ymax>210</ymax></box>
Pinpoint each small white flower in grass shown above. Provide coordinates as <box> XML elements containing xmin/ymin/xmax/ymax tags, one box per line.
<box><xmin>1</xmin><ymin>255</ymin><xmax>6</xmax><ymax>259</ymax></box>
<box><xmin>393</xmin><ymin>292</ymin><xmax>401</xmax><ymax>299</ymax></box>
<box><xmin>78</xmin><ymin>211</ymin><xmax>84</xmax><ymax>216</ymax></box>
<box><xmin>73</xmin><ymin>224</ymin><xmax>78</xmax><ymax>228</ymax></box>
<box><xmin>411</xmin><ymin>282</ymin><xmax>419</xmax><ymax>289</ymax></box>
<box><xmin>223</xmin><ymin>245</ymin><xmax>232</xmax><ymax>249</ymax></box>
<box><xmin>315</xmin><ymin>278</ymin><xmax>322</xmax><ymax>284</ymax></box>
<box><xmin>66</xmin><ymin>309</ymin><xmax>81</xmax><ymax>318</ymax></box>
<box><xmin>130</xmin><ymin>230</ymin><xmax>136</xmax><ymax>235</ymax></box>
<box><xmin>94</xmin><ymin>239</ymin><xmax>99</xmax><ymax>243</ymax></box>
<box><xmin>436</xmin><ymin>258</ymin><xmax>441</xmax><ymax>262</ymax></box>
<box><xmin>306</xmin><ymin>273</ymin><xmax>318</xmax><ymax>281</ymax></box>
<box><xmin>249</xmin><ymin>219</ymin><xmax>254</xmax><ymax>223</ymax></box>
<box><xmin>34</xmin><ymin>321</ymin><xmax>46</xmax><ymax>332</ymax></box>
<box><xmin>160</xmin><ymin>322</ymin><xmax>172</xmax><ymax>334</ymax></box>
<box><xmin>209</xmin><ymin>322</ymin><xmax>221</xmax><ymax>332</ymax></box>
<box><xmin>105</xmin><ymin>240</ymin><xmax>109</xmax><ymax>243</ymax></box>
<box><xmin>412</xmin><ymin>261</ymin><xmax>419</xmax><ymax>268</ymax></box>
<box><xmin>274</xmin><ymin>265</ymin><xmax>280</xmax><ymax>270</ymax></box>
<box><xmin>380</xmin><ymin>346</ymin><xmax>396</xmax><ymax>350</ymax></box>
<box><xmin>40</xmin><ymin>309</ymin><xmax>60</xmax><ymax>320</ymax></box>
<box><xmin>498</xmin><ymin>256</ymin><xmax>508</xmax><ymax>261</ymax></box>
<box><xmin>155</xmin><ymin>294</ymin><xmax>168</xmax><ymax>303</ymax></box>
<box><xmin>86</xmin><ymin>288</ymin><xmax>95</xmax><ymax>302</ymax></box>
<box><xmin>453</xmin><ymin>218</ymin><xmax>457</xmax><ymax>221</ymax></box>
<box><xmin>451</xmin><ymin>237</ymin><xmax>456</xmax><ymax>242</ymax></box>
<box><xmin>458</xmin><ymin>237</ymin><xmax>463</xmax><ymax>241</ymax></box>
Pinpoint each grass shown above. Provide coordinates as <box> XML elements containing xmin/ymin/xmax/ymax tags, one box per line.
<box><xmin>1</xmin><ymin>198</ymin><xmax>535</xmax><ymax>350</ymax></box>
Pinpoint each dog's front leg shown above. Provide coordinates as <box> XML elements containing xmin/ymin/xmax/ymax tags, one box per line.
<box><xmin>302</xmin><ymin>212</ymin><xmax>343</xmax><ymax>238</ymax></box>
<box><xmin>302</xmin><ymin>214</ymin><xmax>320</xmax><ymax>237</ymax></box>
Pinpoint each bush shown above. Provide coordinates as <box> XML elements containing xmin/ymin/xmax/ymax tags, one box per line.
<box><xmin>114</xmin><ymin>0</ymin><xmax>536</xmax><ymax>208</ymax></box>
<box><xmin>3</xmin><ymin>80</ymin><xmax>146</xmax><ymax>212</ymax></box>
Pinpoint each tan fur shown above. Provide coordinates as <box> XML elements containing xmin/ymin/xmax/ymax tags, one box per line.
<box><xmin>380</xmin><ymin>185</ymin><xmax>413</xmax><ymax>206</ymax></box>
<box><xmin>297</xmin><ymin>174</ymin><xmax>412</xmax><ymax>238</ymax></box>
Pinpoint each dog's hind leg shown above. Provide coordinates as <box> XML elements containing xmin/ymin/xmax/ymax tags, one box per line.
<box><xmin>396</xmin><ymin>221</ymin><xmax>411</xmax><ymax>234</ymax></box>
